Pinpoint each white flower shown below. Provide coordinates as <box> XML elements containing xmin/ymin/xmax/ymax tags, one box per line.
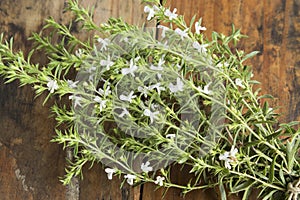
<box><xmin>98</xmin><ymin>85</ymin><xmax>111</xmax><ymax>97</ymax></box>
<box><xmin>235</xmin><ymin>78</ymin><xmax>245</xmax><ymax>88</ymax></box>
<box><xmin>87</xmin><ymin>66</ymin><xmax>97</xmax><ymax>81</ymax></box>
<box><xmin>97</xmin><ymin>38</ymin><xmax>110</xmax><ymax>51</ymax></box>
<box><xmin>199</xmin><ymin>82</ymin><xmax>212</xmax><ymax>95</ymax></box>
<box><xmin>138</xmin><ymin>86</ymin><xmax>149</xmax><ymax>97</ymax></box>
<box><xmin>94</xmin><ymin>96</ymin><xmax>107</xmax><ymax>111</ymax></box>
<box><xmin>67</xmin><ymin>80</ymin><xmax>78</xmax><ymax>89</ymax></box>
<box><xmin>144</xmin><ymin>108</ymin><xmax>159</xmax><ymax>123</ymax></box>
<box><xmin>169</xmin><ymin>77</ymin><xmax>184</xmax><ymax>93</ymax></box>
<box><xmin>193</xmin><ymin>41</ymin><xmax>208</xmax><ymax>53</ymax></box>
<box><xmin>47</xmin><ymin>79</ymin><xmax>59</xmax><ymax>93</ymax></box>
<box><xmin>157</xmin><ymin>73</ymin><xmax>162</xmax><ymax>79</ymax></box>
<box><xmin>149</xmin><ymin>83</ymin><xmax>165</xmax><ymax>95</ymax></box>
<box><xmin>120</xmin><ymin>91</ymin><xmax>136</xmax><ymax>103</ymax></box>
<box><xmin>150</xmin><ymin>64</ymin><xmax>163</xmax><ymax>71</ymax></box>
<box><xmin>100</xmin><ymin>55</ymin><xmax>114</xmax><ymax>70</ymax></box>
<box><xmin>75</xmin><ymin>48</ymin><xmax>83</xmax><ymax>57</ymax></box>
<box><xmin>219</xmin><ymin>146</ymin><xmax>238</xmax><ymax>169</ymax></box>
<box><xmin>216</xmin><ymin>62</ymin><xmax>229</xmax><ymax>68</ymax></box>
<box><xmin>166</xmin><ymin>134</ymin><xmax>176</xmax><ymax>139</ymax></box>
<box><xmin>175</xmin><ymin>28</ymin><xmax>189</xmax><ymax>40</ymax></box>
<box><xmin>157</xmin><ymin>25</ymin><xmax>169</xmax><ymax>38</ymax></box>
<box><xmin>154</xmin><ymin>176</ymin><xmax>165</xmax><ymax>186</ymax></box>
<box><xmin>69</xmin><ymin>94</ymin><xmax>82</xmax><ymax>108</ymax></box>
<box><xmin>105</xmin><ymin>168</ymin><xmax>116</xmax><ymax>180</ymax></box>
<box><xmin>176</xmin><ymin>64</ymin><xmax>182</xmax><ymax>70</ymax></box>
<box><xmin>122</xmin><ymin>59</ymin><xmax>138</xmax><ymax>77</ymax></box>
<box><xmin>150</xmin><ymin>57</ymin><xmax>164</xmax><ymax>71</ymax></box>
<box><xmin>124</xmin><ymin>174</ymin><xmax>136</xmax><ymax>185</ymax></box>
<box><xmin>141</xmin><ymin>161</ymin><xmax>153</xmax><ymax>173</ymax></box>
<box><xmin>150</xmin><ymin>103</ymin><xmax>159</xmax><ymax>110</ymax></box>
<box><xmin>195</xmin><ymin>21</ymin><xmax>206</xmax><ymax>35</ymax></box>
<box><xmin>119</xmin><ymin>108</ymin><xmax>130</xmax><ymax>117</ymax></box>
<box><xmin>158</xmin><ymin>41</ymin><xmax>169</xmax><ymax>48</ymax></box>
<box><xmin>164</xmin><ymin>8</ymin><xmax>178</xmax><ymax>20</ymax></box>
<box><xmin>144</xmin><ymin>5</ymin><xmax>159</xmax><ymax>20</ymax></box>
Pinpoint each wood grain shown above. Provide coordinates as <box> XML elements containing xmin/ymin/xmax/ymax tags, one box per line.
<box><xmin>0</xmin><ymin>0</ymin><xmax>299</xmax><ymax>199</ymax></box>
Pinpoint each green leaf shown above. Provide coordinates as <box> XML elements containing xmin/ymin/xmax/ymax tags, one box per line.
<box><xmin>258</xmin><ymin>94</ymin><xmax>274</xmax><ymax>99</ymax></box>
<box><xmin>261</xmin><ymin>190</ymin><xmax>276</xmax><ymax>200</ymax></box>
<box><xmin>241</xmin><ymin>51</ymin><xmax>260</xmax><ymax>63</ymax></box>
<box><xmin>219</xmin><ymin>182</ymin><xmax>227</xmax><ymax>200</ymax></box>
<box><xmin>279</xmin><ymin>168</ymin><xmax>286</xmax><ymax>185</ymax></box>
<box><xmin>242</xmin><ymin>188</ymin><xmax>252</xmax><ymax>200</ymax></box>
<box><xmin>265</xmin><ymin>130</ymin><xmax>282</xmax><ymax>140</ymax></box>
<box><xmin>231</xmin><ymin>180</ymin><xmax>254</xmax><ymax>193</ymax></box>
<box><xmin>189</xmin><ymin>15</ymin><xmax>197</xmax><ymax>30</ymax></box>
<box><xmin>286</xmin><ymin>134</ymin><xmax>300</xmax><ymax>172</ymax></box>
<box><xmin>268</xmin><ymin>154</ymin><xmax>278</xmax><ymax>183</ymax></box>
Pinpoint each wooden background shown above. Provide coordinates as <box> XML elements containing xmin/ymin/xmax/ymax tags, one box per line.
<box><xmin>0</xmin><ymin>0</ymin><xmax>299</xmax><ymax>199</ymax></box>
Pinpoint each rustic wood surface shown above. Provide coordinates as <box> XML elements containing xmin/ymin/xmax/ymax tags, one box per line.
<box><xmin>0</xmin><ymin>0</ymin><xmax>299</xmax><ymax>199</ymax></box>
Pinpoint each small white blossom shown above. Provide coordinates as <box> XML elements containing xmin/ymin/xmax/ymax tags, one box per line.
<box><xmin>149</xmin><ymin>83</ymin><xmax>165</xmax><ymax>95</ymax></box>
<box><xmin>141</xmin><ymin>161</ymin><xmax>153</xmax><ymax>173</ymax></box>
<box><xmin>199</xmin><ymin>82</ymin><xmax>212</xmax><ymax>95</ymax></box>
<box><xmin>154</xmin><ymin>176</ymin><xmax>165</xmax><ymax>186</ymax></box>
<box><xmin>138</xmin><ymin>86</ymin><xmax>149</xmax><ymax>97</ymax></box>
<box><xmin>122</xmin><ymin>59</ymin><xmax>138</xmax><ymax>77</ymax></box>
<box><xmin>69</xmin><ymin>94</ymin><xmax>82</xmax><ymax>108</ymax></box>
<box><xmin>87</xmin><ymin>66</ymin><xmax>97</xmax><ymax>81</ymax></box>
<box><xmin>176</xmin><ymin>64</ymin><xmax>182</xmax><ymax>70</ymax></box>
<box><xmin>216</xmin><ymin>62</ymin><xmax>229</xmax><ymax>68</ymax></box>
<box><xmin>120</xmin><ymin>91</ymin><xmax>136</xmax><ymax>103</ymax></box>
<box><xmin>104</xmin><ymin>168</ymin><xmax>116</xmax><ymax>180</ymax></box>
<box><xmin>150</xmin><ymin>64</ymin><xmax>163</xmax><ymax>71</ymax></box>
<box><xmin>158</xmin><ymin>41</ymin><xmax>169</xmax><ymax>48</ymax></box>
<box><xmin>195</xmin><ymin>21</ymin><xmax>206</xmax><ymax>35</ymax></box>
<box><xmin>144</xmin><ymin>108</ymin><xmax>159</xmax><ymax>123</ymax></box>
<box><xmin>144</xmin><ymin>5</ymin><xmax>159</xmax><ymax>20</ymax></box>
<box><xmin>94</xmin><ymin>96</ymin><xmax>107</xmax><ymax>111</ymax></box>
<box><xmin>97</xmin><ymin>38</ymin><xmax>110</xmax><ymax>51</ymax></box>
<box><xmin>122</xmin><ymin>37</ymin><xmax>130</xmax><ymax>43</ymax></box>
<box><xmin>157</xmin><ymin>25</ymin><xmax>169</xmax><ymax>38</ymax></box>
<box><xmin>75</xmin><ymin>48</ymin><xmax>83</xmax><ymax>57</ymax></box>
<box><xmin>67</xmin><ymin>80</ymin><xmax>78</xmax><ymax>89</ymax></box>
<box><xmin>98</xmin><ymin>85</ymin><xmax>111</xmax><ymax>97</ymax></box>
<box><xmin>164</xmin><ymin>8</ymin><xmax>178</xmax><ymax>20</ymax></box>
<box><xmin>150</xmin><ymin>57</ymin><xmax>164</xmax><ymax>71</ymax></box>
<box><xmin>193</xmin><ymin>41</ymin><xmax>208</xmax><ymax>53</ymax></box>
<box><xmin>169</xmin><ymin>77</ymin><xmax>184</xmax><ymax>93</ymax></box>
<box><xmin>166</xmin><ymin>134</ymin><xmax>176</xmax><ymax>139</ymax></box>
<box><xmin>219</xmin><ymin>146</ymin><xmax>238</xmax><ymax>169</ymax></box>
<box><xmin>235</xmin><ymin>78</ymin><xmax>245</xmax><ymax>88</ymax></box>
<box><xmin>150</xmin><ymin>103</ymin><xmax>159</xmax><ymax>110</ymax></box>
<box><xmin>47</xmin><ymin>79</ymin><xmax>59</xmax><ymax>93</ymax></box>
<box><xmin>119</xmin><ymin>108</ymin><xmax>130</xmax><ymax>118</ymax></box>
<box><xmin>175</xmin><ymin>28</ymin><xmax>189</xmax><ymax>40</ymax></box>
<box><xmin>124</xmin><ymin>174</ymin><xmax>136</xmax><ymax>185</ymax></box>
<box><xmin>100</xmin><ymin>56</ymin><xmax>114</xmax><ymax>70</ymax></box>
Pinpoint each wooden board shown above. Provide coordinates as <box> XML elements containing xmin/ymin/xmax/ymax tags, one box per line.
<box><xmin>0</xmin><ymin>0</ymin><xmax>299</xmax><ymax>199</ymax></box>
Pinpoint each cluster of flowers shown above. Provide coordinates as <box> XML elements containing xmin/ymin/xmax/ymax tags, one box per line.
<box><xmin>43</xmin><ymin>5</ymin><xmax>251</xmax><ymax>187</ymax></box>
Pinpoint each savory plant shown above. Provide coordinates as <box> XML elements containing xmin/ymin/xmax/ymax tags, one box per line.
<box><xmin>0</xmin><ymin>0</ymin><xmax>299</xmax><ymax>199</ymax></box>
